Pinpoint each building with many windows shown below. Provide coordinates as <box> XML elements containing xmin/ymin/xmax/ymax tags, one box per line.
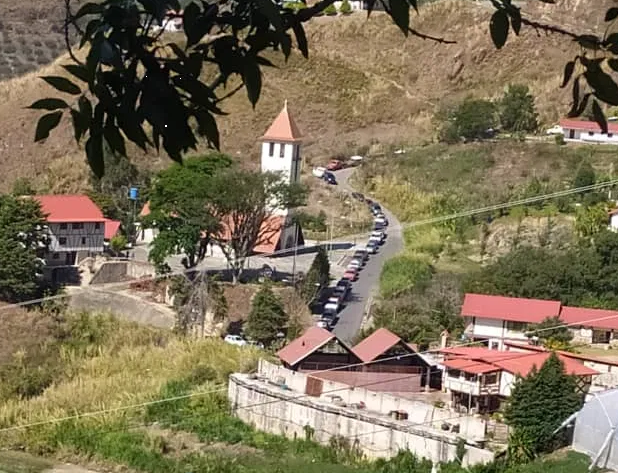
<box><xmin>33</xmin><ymin>195</ymin><xmax>106</xmax><ymax>266</ymax></box>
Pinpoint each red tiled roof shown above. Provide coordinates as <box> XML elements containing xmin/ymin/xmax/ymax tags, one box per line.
<box><xmin>505</xmin><ymin>341</ymin><xmax>618</xmax><ymax>368</ymax></box>
<box><xmin>461</xmin><ymin>293</ymin><xmax>562</xmax><ymax>324</ymax></box>
<box><xmin>493</xmin><ymin>352</ymin><xmax>598</xmax><ymax>377</ymax></box>
<box><xmin>441</xmin><ymin>347</ymin><xmax>522</xmax><ymax>360</ymax></box>
<box><xmin>441</xmin><ymin>346</ymin><xmax>598</xmax><ymax>378</ymax></box>
<box><xmin>310</xmin><ymin>370</ymin><xmax>423</xmax><ymax>393</ymax></box>
<box><xmin>261</xmin><ymin>101</ymin><xmax>302</xmax><ymax>142</ymax></box>
<box><xmin>442</xmin><ymin>357</ymin><xmax>501</xmax><ymax>374</ymax></box>
<box><xmin>559</xmin><ymin>119</ymin><xmax>618</xmax><ymax>134</ymax></box>
<box><xmin>352</xmin><ymin>327</ymin><xmax>407</xmax><ymax>362</ymax></box>
<box><xmin>277</xmin><ymin>327</ymin><xmax>337</xmax><ymax>366</ymax></box>
<box><xmin>137</xmin><ymin>201</ymin><xmax>284</xmax><ymax>254</ymax></box>
<box><xmin>103</xmin><ymin>219</ymin><xmax>121</xmax><ymax>240</ymax></box>
<box><xmin>218</xmin><ymin>215</ymin><xmax>285</xmax><ymax>254</ymax></box>
<box><xmin>33</xmin><ymin>195</ymin><xmax>105</xmax><ymax>223</ymax></box>
<box><xmin>561</xmin><ymin>306</ymin><xmax>618</xmax><ymax>330</ymax></box>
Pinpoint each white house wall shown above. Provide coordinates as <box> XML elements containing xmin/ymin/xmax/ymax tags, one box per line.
<box><xmin>471</xmin><ymin>317</ymin><xmax>504</xmax><ymax>339</ymax></box>
<box><xmin>499</xmin><ymin>371</ymin><xmax>516</xmax><ymax>397</ymax></box>
<box><xmin>564</xmin><ymin>128</ymin><xmax>618</xmax><ymax>145</ymax></box>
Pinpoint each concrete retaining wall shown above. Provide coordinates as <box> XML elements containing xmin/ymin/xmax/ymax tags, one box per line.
<box><xmin>228</xmin><ymin>374</ymin><xmax>494</xmax><ymax>467</ymax></box>
<box><xmin>67</xmin><ymin>288</ymin><xmax>175</xmax><ymax>329</ymax></box>
<box><xmin>258</xmin><ymin>360</ymin><xmax>486</xmax><ymax>439</ymax></box>
<box><xmin>90</xmin><ymin>261</ymin><xmax>155</xmax><ymax>285</ymax></box>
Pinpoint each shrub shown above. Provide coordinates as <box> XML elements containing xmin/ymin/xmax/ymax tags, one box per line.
<box><xmin>110</xmin><ymin>234</ymin><xmax>127</xmax><ymax>254</ymax></box>
<box><xmin>554</xmin><ymin>133</ymin><xmax>565</xmax><ymax>145</ymax></box>
<box><xmin>438</xmin><ymin>98</ymin><xmax>497</xmax><ymax>142</ymax></box>
<box><xmin>339</xmin><ymin>0</ymin><xmax>352</xmax><ymax>14</ymax></box>
<box><xmin>379</xmin><ymin>254</ymin><xmax>433</xmax><ymax>298</ymax></box>
<box><xmin>499</xmin><ymin>84</ymin><xmax>538</xmax><ymax>133</ymax></box>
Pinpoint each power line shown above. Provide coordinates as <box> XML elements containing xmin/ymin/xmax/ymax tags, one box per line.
<box><xmin>403</xmin><ymin>178</ymin><xmax>618</xmax><ymax>229</ymax></box>
<box><xmin>4</xmin><ymin>177</ymin><xmax>617</xmax><ymax>313</ymax></box>
<box><xmin>0</xmin><ymin>314</ymin><xmax>609</xmax><ymax>435</ymax></box>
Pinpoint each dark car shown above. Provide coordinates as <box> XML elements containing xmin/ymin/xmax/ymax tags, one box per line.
<box><xmin>374</xmin><ymin>222</ymin><xmax>386</xmax><ymax>231</ymax></box>
<box><xmin>351</xmin><ymin>192</ymin><xmax>365</xmax><ymax>202</ymax></box>
<box><xmin>323</xmin><ymin>171</ymin><xmax>337</xmax><ymax>185</ymax></box>
<box><xmin>322</xmin><ymin>308</ymin><xmax>338</xmax><ymax>321</ymax></box>
<box><xmin>336</xmin><ymin>278</ymin><xmax>352</xmax><ymax>291</ymax></box>
<box><xmin>370</xmin><ymin>202</ymin><xmax>382</xmax><ymax>212</ymax></box>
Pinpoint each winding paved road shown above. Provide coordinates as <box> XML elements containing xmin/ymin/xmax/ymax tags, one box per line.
<box><xmin>330</xmin><ymin>168</ymin><xmax>403</xmax><ymax>343</ymax></box>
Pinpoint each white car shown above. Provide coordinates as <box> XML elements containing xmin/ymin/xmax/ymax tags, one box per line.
<box><xmin>546</xmin><ymin>125</ymin><xmax>563</xmax><ymax>135</ymax></box>
<box><xmin>374</xmin><ymin>216</ymin><xmax>388</xmax><ymax>226</ymax></box>
<box><xmin>312</xmin><ymin>167</ymin><xmax>326</xmax><ymax>178</ymax></box>
<box><xmin>347</xmin><ymin>260</ymin><xmax>362</xmax><ymax>271</ymax></box>
<box><xmin>371</xmin><ymin>230</ymin><xmax>386</xmax><ymax>242</ymax></box>
<box><xmin>317</xmin><ymin>320</ymin><xmax>330</xmax><ymax>329</ymax></box>
<box><xmin>324</xmin><ymin>298</ymin><xmax>340</xmax><ymax>312</ymax></box>
<box><xmin>224</xmin><ymin>334</ymin><xmax>247</xmax><ymax>346</ymax></box>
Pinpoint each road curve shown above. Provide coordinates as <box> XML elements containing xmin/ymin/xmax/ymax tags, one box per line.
<box><xmin>330</xmin><ymin>167</ymin><xmax>403</xmax><ymax>343</ymax></box>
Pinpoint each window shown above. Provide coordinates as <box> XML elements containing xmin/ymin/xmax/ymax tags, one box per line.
<box><xmin>588</xmin><ymin>131</ymin><xmax>594</xmax><ymax>136</ymax></box>
<box><xmin>59</xmin><ymin>223</ymin><xmax>67</xmax><ymax>230</ymax></box>
<box><xmin>268</xmin><ymin>142</ymin><xmax>275</xmax><ymax>157</ymax></box>
<box><xmin>609</xmin><ymin>133</ymin><xmax>614</xmax><ymax>138</ymax></box>
<box><xmin>506</xmin><ymin>321</ymin><xmax>527</xmax><ymax>332</ymax></box>
<box><xmin>448</xmin><ymin>369</ymin><xmax>461</xmax><ymax>378</ymax></box>
<box><xmin>72</xmin><ymin>223</ymin><xmax>84</xmax><ymax>230</ymax></box>
<box><xmin>464</xmin><ymin>372</ymin><xmax>477</xmax><ymax>382</ymax></box>
<box><xmin>81</xmin><ymin>237</ymin><xmax>87</xmax><ymax>245</ymax></box>
<box><xmin>95</xmin><ymin>222</ymin><xmax>101</xmax><ymax>230</ymax></box>
<box><xmin>279</xmin><ymin>143</ymin><xmax>285</xmax><ymax>158</ymax></box>
<box><xmin>58</xmin><ymin>237</ymin><xmax>67</xmax><ymax>245</ymax></box>
<box><xmin>483</xmin><ymin>373</ymin><xmax>498</xmax><ymax>385</ymax></box>
<box><xmin>592</xmin><ymin>330</ymin><xmax>611</xmax><ymax>344</ymax></box>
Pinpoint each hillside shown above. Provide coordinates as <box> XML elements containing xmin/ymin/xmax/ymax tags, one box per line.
<box><xmin>0</xmin><ymin>0</ymin><xmax>611</xmax><ymax>192</ymax></box>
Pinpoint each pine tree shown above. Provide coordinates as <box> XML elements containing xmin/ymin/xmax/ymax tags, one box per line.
<box><xmin>300</xmin><ymin>245</ymin><xmax>330</xmax><ymax>303</ymax></box>
<box><xmin>245</xmin><ymin>282</ymin><xmax>289</xmax><ymax>346</ymax></box>
<box><xmin>504</xmin><ymin>352</ymin><xmax>583</xmax><ymax>457</ymax></box>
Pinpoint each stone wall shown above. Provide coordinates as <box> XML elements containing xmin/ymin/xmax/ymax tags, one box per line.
<box><xmin>228</xmin><ymin>373</ymin><xmax>494</xmax><ymax>467</ymax></box>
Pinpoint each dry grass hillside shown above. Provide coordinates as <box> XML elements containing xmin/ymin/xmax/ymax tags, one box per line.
<box><xmin>0</xmin><ymin>0</ymin><xmax>611</xmax><ymax>191</ymax></box>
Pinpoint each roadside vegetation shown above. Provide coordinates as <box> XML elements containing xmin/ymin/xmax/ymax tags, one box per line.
<box><xmin>0</xmin><ymin>308</ymin><xmax>597</xmax><ymax>473</ymax></box>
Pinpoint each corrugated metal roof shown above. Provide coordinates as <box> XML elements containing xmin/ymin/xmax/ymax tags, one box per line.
<box><xmin>352</xmin><ymin>327</ymin><xmax>403</xmax><ymax>362</ymax></box>
<box><xmin>461</xmin><ymin>293</ymin><xmax>561</xmax><ymax>323</ymax></box>
<box><xmin>33</xmin><ymin>195</ymin><xmax>105</xmax><ymax>223</ymax></box>
<box><xmin>276</xmin><ymin>327</ymin><xmax>336</xmax><ymax>366</ymax></box>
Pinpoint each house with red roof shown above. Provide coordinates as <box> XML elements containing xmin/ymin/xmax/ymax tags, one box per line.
<box><xmin>33</xmin><ymin>195</ymin><xmax>107</xmax><ymax>266</ymax></box>
<box><xmin>351</xmin><ymin>327</ymin><xmax>441</xmax><ymax>389</ymax></box>
<box><xmin>276</xmin><ymin>326</ymin><xmax>360</xmax><ymax>371</ymax></box>
<box><xmin>559</xmin><ymin>118</ymin><xmax>618</xmax><ymax>145</ymax></box>
<box><xmin>276</xmin><ymin>327</ymin><xmax>441</xmax><ymax>394</ymax></box>
<box><xmin>440</xmin><ymin>346</ymin><xmax>598</xmax><ymax>413</ymax></box>
<box><xmin>462</xmin><ymin>293</ymin><xmax>618</xmax><ymax>348</ymax></box>
<box><xmin>462</xmin><ymin>293</ymin><xmax>562</xmax><ymax>350</ymax></box>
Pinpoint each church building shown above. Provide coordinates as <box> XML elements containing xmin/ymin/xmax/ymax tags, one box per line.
<box><xmin>257</xmin><ymin>100</ymin><xmax>305</xmax><ymax>254</ymax></box>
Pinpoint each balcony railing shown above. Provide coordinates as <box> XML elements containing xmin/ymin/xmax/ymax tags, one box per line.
<box><xmin>445</xmin><ymin>376</ymin><xmax>500</xmax><ymax>396</ymax></box>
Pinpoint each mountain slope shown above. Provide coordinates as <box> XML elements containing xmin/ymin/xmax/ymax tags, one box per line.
<box><xmin>0</xmin><ymin>0</ymin><xmax>610</xmax><ymax>192</ymax></box>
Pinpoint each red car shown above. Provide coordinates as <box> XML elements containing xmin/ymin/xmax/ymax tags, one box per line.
<box><xmin>342</xmin><ymin>268</ymin><xmax>358</xmax><ymax>281</ymax></box>
<box><xmin>327</xmin><ymin>159</ymin><xmax>343</xmax><ymax>171</ymax></box>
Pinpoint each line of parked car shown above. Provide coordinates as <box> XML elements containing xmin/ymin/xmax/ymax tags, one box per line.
<box><xmin>316</xmin><ymin>200</ymin><xmax>389</xmax><ymax>331</ymax></box>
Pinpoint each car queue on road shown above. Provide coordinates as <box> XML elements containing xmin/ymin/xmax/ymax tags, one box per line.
<box><xmin>316</xmin><ymin>195</ymin><xmax>389</xmax><ymax>331</ymax></box>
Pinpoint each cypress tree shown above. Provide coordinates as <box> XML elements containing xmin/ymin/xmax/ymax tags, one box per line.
<box><xmin>504</xmin><ymin>352</ymin><xmax>583</xmax><ymax>457</ymax></box>
<box><xmin>245</xmin><ymin>282</ymin><xmax>289</xmax><ymax>346</ymax></box>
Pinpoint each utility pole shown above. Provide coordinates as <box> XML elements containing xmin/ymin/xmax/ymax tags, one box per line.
<box><xmin>292</xmin><ymin>223</ymin><xmax>299</xmax><ymax>285</ymax></box>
